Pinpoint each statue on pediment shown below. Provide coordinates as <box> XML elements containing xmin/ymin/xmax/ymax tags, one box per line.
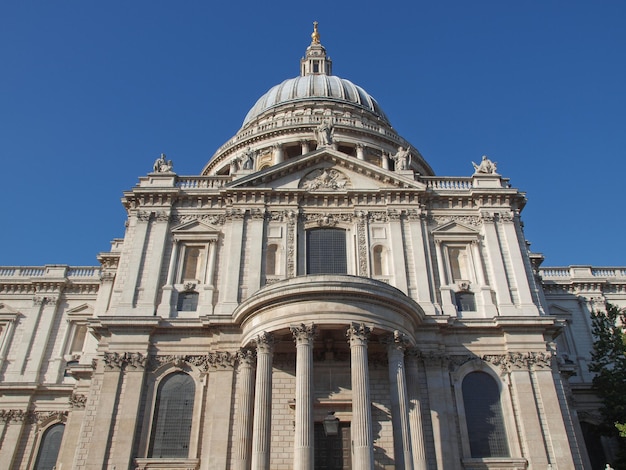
<box><xmin>153</xmin><ymin>153</ymin><xmax>174</xmax><ymax>173</ymax></box>
<box><xmin>472</xmin><ymin>155</ymin><xmax>497</xmax><ymax>174</ymax></box>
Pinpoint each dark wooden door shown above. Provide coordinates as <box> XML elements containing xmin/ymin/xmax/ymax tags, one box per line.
<box><xmin>314</xmin><ymin>423</ymin><xmax>351</xmax><ymax>469</ymax></box>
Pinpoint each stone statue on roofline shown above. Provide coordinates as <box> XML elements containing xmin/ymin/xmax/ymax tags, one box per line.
<box><xmin>153</xmin><ymin>153</ymin><xmax>174</xmax><ymax>173</ymax></box>
<box><xmin>241</xmin><ymin>147</ymin><xmax>255</xmax><ymax>170</ymax></box>
<box><xmin>392</xmin><ymin>146</ymin><xmax>411</xmax><ymax>171</ymax></box>
<box><xmin>472</xmin><ymin>155</ymin><xmax>498</xmax><ymax>175</ymax></box>
<box><xmin>316</xmin><ymin>120</ymin><xmax>334</xmax><ymax>147</ymax></box>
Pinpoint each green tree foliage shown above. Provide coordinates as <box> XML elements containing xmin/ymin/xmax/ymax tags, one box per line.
<box><xmin>590</xmin><ymin>302</ymin><xmax>626</xmax><ymax>464</ymax></box>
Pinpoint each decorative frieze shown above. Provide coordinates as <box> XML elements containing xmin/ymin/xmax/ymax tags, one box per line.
<box><xmin>302</xmin><ymin>212</ymin><xmax>353</xmax><ymax>227</ymax></box>
<box><xmin>173</xmin><ymin>214</ymin><xmax>226</xmax><ymax>226</ymax></box>
<box><xmin>103</xmin><ymin>352</ymin><xmax>147</xmax><ymax>370</ymax></box>
<box><xmin>286</xmin><ymin>211</ymin><xmax>297</xmax><ymax>278</ymax></box>
<box><xmin>403</xmin><ymin>350</ymin><xmax>554</xmax><ymax>374</ymax></box>
<box><xmin>137</xmin><ymin>210</ymin><xmax>152</xmax><ymax>222</ymax></box>
<box><xmin>69</xmin><ymin>393</ymin><xmax>88</xmax><ymax>408</ymax></box>
<box><xmin>430</xmin><ymin>215</ymin><xmax>482</xmax><ymax>227</ymax></box>
<box><xmin>33</xmin><ymin>294</ymin><xmax>60</xmax><ymax>305</ymax></box>
<box><xmin>225</xmin><ymin>209</ymin><xmax>245</xmax><ymax>220</ymax></box>
<box><xmin>154</xmin><ymin>211</ymin><xmax>170</xmax><ymax>222</ymax></box>
<box><xmin>0</xmin><ymin>409</ymin><xmax>30</xmax><ymax>423</ymax></box>
<box><xmin>356</xmin><ymin>214</ymin><xmax>368</xmax><ymax>277</ymax></box>
<box><xmin>148</xmin><ymin>351</ymin><xmax>239</xmax><ymax>372</ymax></box>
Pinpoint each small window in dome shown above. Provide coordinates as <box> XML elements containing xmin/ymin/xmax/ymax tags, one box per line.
<box><xmin>313</xmin><ymin>62</ymin><xmax>319</xmax><ymax>73</ymax></box>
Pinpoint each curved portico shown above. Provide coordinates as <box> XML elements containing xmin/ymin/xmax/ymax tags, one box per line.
<box><xmin>234</xmin><ymin>274</ymin><xmax>426</xmax><ymax>345</ymax></box>
<box><xmin>233</xmin><ymin>275</ymin><xmax>424</xmax><ymax>470</ymax></box>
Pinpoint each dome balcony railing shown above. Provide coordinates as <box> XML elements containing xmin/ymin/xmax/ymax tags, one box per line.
<box><xmin>423</xmin><ymin>177</ymin><xmax>473</xmax><ymax>190</ymax></box>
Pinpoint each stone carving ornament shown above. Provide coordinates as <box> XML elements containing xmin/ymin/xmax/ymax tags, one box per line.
<box><xmin>299</xmin><ymin>168</ymin><xmax>350</xmax><ymax>191</ymax></box>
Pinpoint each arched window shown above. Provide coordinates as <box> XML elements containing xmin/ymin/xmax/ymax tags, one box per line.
<box><xmin>34</xmin><ymin>423</ymin><xmax>65</xmax><ymax>470</ymax></box>
<box><xmin>462</xmin><ymin>371</ymin><xmax>509</xmax><ymax>458</ymax></box>
<box><xmin>306</xmin><ymin>228</ymin><xmax>347</xmax><ymax>274</ymax></box>
<box><xmin>266</xmin><ymin>244</ymin><xmax>278</xmax><ymax>275</ymax></box>
<box><xmin>149</xmin><ymin>372</ymin><xmax>195</xmax><ymax>458</ymax></box>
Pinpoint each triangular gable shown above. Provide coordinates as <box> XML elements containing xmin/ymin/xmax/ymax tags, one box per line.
<box><xmin>227</xmin><ymin>148</ymin><xmax>427</xmax><ymax>191</ymax></box>
<box><xmin>548</xmin><ymin>304</ymin><xmax>572</xmax><ymax>317</ymax></box>
<box><xmin>66</xmin><ymin>303</ymin><xmax>94</xmax><ymax>317</ymax></box>
<box><xmin>171</xmin><ymin>219</ymin><xmax>220</xmax><ymax>234</ymax></box>
<box><xmin>431</xmin><ymin>220</ymin><xmax>480</xmax><ymax>235</ymax></box>
<box><xmin>0</xmin><ymin>303</ymin><xmax>20</xmax><ymax>318</ymax></box>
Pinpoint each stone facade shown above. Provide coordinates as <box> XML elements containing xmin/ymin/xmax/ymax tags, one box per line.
<box><xmin>1</xmin><ymin>25</ymin><xmax>625</xmax><ymax>470</ymax></box>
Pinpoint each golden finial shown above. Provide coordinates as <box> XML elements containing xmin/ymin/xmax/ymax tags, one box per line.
<box><xmin>311</xmin><ymin>21</ymin><xmax>320</xmax><ymax>44</ymax></box>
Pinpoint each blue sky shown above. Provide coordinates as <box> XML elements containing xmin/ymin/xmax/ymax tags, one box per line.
<box><xmin>1</xmin><ymin>1</ymin><xmax>624</xmax><ymax>267</ymax></box>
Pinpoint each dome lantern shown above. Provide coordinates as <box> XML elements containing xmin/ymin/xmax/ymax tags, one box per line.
<box><xmin>300</xmin><ymin>21</ymin><xmax>332</xmax><ymax>76</ymax></box>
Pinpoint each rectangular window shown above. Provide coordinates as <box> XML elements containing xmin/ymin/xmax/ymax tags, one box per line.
<box><xmin>181</xmin><ymin>246</ymin><xmax>205</xmax><ymax>282</ymax></box>
<box><xmin>306</xmin><ymin>229</ymin><xmax>347</xmax><ymax>274</ymax></box>
<box><xmin>448</xmin><ymin>246</ymin><xmax>469</xmax><ymax>281</ymax></box>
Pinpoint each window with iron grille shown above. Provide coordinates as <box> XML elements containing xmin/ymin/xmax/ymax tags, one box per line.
<box><xmin>149</xmin><ymin>372</ymin><xmax>195</xmax><ymax>458</ymax></box>
<box><xmin>34</xmin><ymin>423</ymin><xmax>65</xmax><ymax>470</ymax></box>
<box><xmin>462</xmin><ymin>371</ymin><xmax>509</xmax><ymax>458</ymax></box>
<box><xmin>306</xmin><ymin>228</ymin><xmax>347</xmax><ymax>274</ymax></box>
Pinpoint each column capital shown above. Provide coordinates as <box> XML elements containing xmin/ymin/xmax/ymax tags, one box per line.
<box><xmin>254</xmin><ymin>331</ymin><xmax>275</xmax><ymax>353</ymax></box>
<box><xmin>347</xmin><ymin>323</ymin><xmax>371</xmax><ymax>345</ymax></box>
<box><xmin>237</xmin><ymin>348</ymin><xmax>256</xmax><ymax>367</ymax></box>
<box><xmin>381</xmin><ymin>330</ymin><xmax>409</xmax><ymax>352</ymax></box>
<box><xmin>291</xmin><ymin>323</ymin><xmax>316</xmax><ymax>344</ymax></box>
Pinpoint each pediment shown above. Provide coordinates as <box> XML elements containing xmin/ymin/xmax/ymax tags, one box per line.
<box><xmin>227</xmin><ymin>148</ymin><xmax>427</xmax><ymax>191</ymax></box>
<box><xmin>431</xmin><ymin>220</ymin><xmax>480</xmax><ymax>235</ymax></box>
<box><xmin>548</xmin><ymin>304</ymin><xmax>572</xmax><ymax>317</ymax></box>
<box><xmin>0</xmin><ymin>303</ymin><xmax>20</xmax><ymax>317</ymax></box>
<box><xmin>67</xmin><ymin>303</ymin><xmax>94</xmax><ymax>317</ymax></box>
<box><xmin>171</xmin><ymin>219</ymin><xmax>220</xmax><ymax>234</ymax></box>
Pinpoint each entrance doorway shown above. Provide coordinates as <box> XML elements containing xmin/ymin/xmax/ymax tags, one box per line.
<box><xmin>314</xmin><ymin>422</ymin><xmax>351</xmax><ymax>469</ymax></box>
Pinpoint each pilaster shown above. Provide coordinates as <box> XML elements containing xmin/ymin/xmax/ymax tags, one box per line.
<box><xmin>108</xmin><ymin>352</ymin><xmax>149</xmax><ymax>470</ymax></box>
<box><xmin>406</xmin><ymin>350</ymin><xmax>428</xmax><ymax>470</ymax></box>
<box><xmin>117</xmin><ymin>210</ymin><xmax>151</xmax><ymax>311</ymax></box>
<box><xmin>201</xmin><ymin>352</ymin><xmax>237</xmax><ymax>470</ymax></box>
<box><xmin>216</xmin><ymin>211</ymin><xmax>244</xmax><ymax>314</ymax></box>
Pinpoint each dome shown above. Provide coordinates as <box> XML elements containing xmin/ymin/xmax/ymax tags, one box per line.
<box><xmin>242</xmin><ymin>75</ymin><xmax>390</xmax><ymax>127</ymax></box>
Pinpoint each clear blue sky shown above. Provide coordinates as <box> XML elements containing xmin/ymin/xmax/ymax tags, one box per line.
<box><xmin>1</xmin><ymin>1</ymin><xmax>624</xmax><ymax>267</ymax></box>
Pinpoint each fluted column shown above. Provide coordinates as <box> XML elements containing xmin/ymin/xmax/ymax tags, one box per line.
<box><xmin>234</xmin><ymin>349</ymin><xmax>256</xmax><ymax>470</ymax></box>
<box><xmin>406</xmin><ymin>349</ymin><xmax>428</xmax><ymax>470</ymax></box>
<box><xmin>385</xmin><ymin>332</ymin><xmax>413</xmax><ymax>470</ymax></box>
<box><xmin>300</xmin><ymin>139</ymin><xmax>310</xmax><ymax>155</ymax></box>
<box><xmin>347</xmin><ymin>323</ymin><xmax>374</xmax><ymax>470</ymax></box>
<box><xmin>251</xmin><ymin>332</ymin><xmax>274</xmax><ymax>470</ymax></box>
<box><xmin>291</xmin><ymin>323</ymin><xmax>316</xmax><ymax>470</ymax></box>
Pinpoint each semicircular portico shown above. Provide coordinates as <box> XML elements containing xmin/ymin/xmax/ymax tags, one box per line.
<box><xmin>233</xmin><ymin>274</ymin><xmax>425</xmax><ymax>346</ymax></box>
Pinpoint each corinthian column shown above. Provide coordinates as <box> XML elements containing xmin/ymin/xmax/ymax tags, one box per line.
<box><xmin>385</xmin><ymin>332</ymin><xmax>413</xmax><ymax>470</ymax></box>
<box><xmin>251</xmin><ymin>332</ymin><xmax>274</xmax><ymax>470</ymax></box>
<box><xmin>406</xmin><ymin>349</ymin><xmax>427</xmax><ymax>470</ymax></box>
<box><xmin>291</xmin><ymin>323</ymin><xmax>316</xmax><ymax>470</ymax></box>
<box><xmin>234</xmin><ymin>349</ymin><xmax>256</xmax><ymax>470</ymax></box>
<box><xmin>347</xmin><ymin>323</ymin><xmax>374</xmax><ymax>470</ymax></box>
